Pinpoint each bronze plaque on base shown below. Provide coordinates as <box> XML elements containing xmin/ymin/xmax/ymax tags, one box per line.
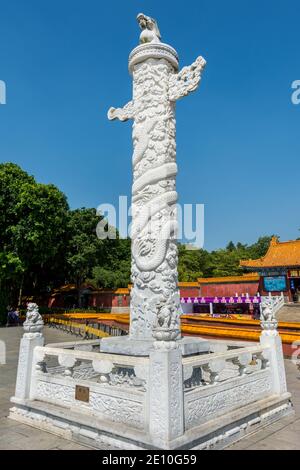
<box><xmin>75</xmin><ymin>385</ymin><xmax>90</xmax><ymax>403</ymax></box>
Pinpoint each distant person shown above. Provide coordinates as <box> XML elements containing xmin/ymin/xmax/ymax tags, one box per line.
<box><xmin>6</xmin><ymin>306</ymin><xmax>17</xmax><ymax>326</ymax></box>
<box><xmin>253</xmin><ymin>305</ymin><xmax>260</xmax><ymax>320</ymax></box>
<box><xmin>15</xmin><ymin>307</ymin><xmax>21</xmax><ymax>325</ymax></box>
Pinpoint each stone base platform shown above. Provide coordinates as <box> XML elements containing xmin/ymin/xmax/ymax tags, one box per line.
<box><xmin>9</xmin><ymin>393</ymin><xmax>293</xmax><ymax>450</ymax></box>
<box><xmin>100</xmin><ymin>336</ymin><xmax>210</xmax><ymax>356</ymax></box>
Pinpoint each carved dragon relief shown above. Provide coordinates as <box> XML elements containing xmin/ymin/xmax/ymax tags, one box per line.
<box><xmin>108</xmin><ymin>14</ymin><xmax>206</xmax><ymax>339</ymax></box>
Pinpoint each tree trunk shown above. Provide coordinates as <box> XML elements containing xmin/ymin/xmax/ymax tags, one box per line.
<box><xmin>77</xmin><ymin>279</ymin><xmax>81</xmax><ymax>308</ymax></box>
<box><xmin>18</xmin><ymin>275</ymin><xmax>24</xmax><ymax>307</ymax></box>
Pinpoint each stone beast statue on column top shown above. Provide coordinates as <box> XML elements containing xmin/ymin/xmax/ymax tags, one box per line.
<box><xmin>137</xmin><ymin>13</ymin><xmax>161</xmax><ymax>44</ymax></box>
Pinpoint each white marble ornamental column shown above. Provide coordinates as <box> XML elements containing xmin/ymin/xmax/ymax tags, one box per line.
<box><xmin>102</xmin><ymin>13</ymin><xmax>206</xmax><ymax>355</ymax></box>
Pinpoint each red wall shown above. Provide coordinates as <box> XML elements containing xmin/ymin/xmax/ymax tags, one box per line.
<box><xmin>88</xmin><ymin>293</ymin><xmax>130</xmax><ymax>308</ymax></box>
<box><xmin>200</xmin><ymin>282</ymin><xmax>259</xmax><ymax>297</ymax></box>
<box><xmin>179</xmin><ymin>287</ymin><xmax>200</xmax><ymax>297</ymax></box>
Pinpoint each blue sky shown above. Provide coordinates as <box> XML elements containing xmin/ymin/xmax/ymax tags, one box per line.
<box><xmin>0</xmin><ymin>0</ymin><xmax>299</xmax><ymax>250</ymax></box>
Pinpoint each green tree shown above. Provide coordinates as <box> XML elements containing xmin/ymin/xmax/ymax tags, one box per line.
<box><xmin>206</xmin><ymin>249</ymin><xmax>243</xmax><ymax>277</ymax></box>
<box><xmin>66</xmin><ymin>208</ymin><xmax>104</xmax><ymax>304</ymax></box>
<box><xmin>0</xmin><ymin>163</ymin><xmax>35</xmax><ymax>247</ymax></box>
<box><xmin>91</xmin><ymin>237</ymin><xmax>131</xmax><ymax>289</ymax></box>
<box><xmin>226</xmin><ymin>241</ymin><xmax>236</xmax><ymax>252</ymax></box>
<box><xmin>10</xmin><ymin>182</ymin><xmax>69</xmax><ymax>301</ymax></box>
<box><xmin>92</xmin><ymin>259</ymin><xmax>131</xmax><ymax>289</ymax></box>
<box><xmin>178</xmin><ymin>244</ymin><xmax>209</xmax><ymax>281</ymax></box>
<box><xmin>248</xmin><ymin>236</ymin><xmax>275</xmax><ymax>259</ymax></box>
<box><xmin>0</xmin><ymin>164</ymin><xmax>69</xmax><ymax>320</ymax></box>
<box><xmin>0</xmin><ymin>163</ymin><xmax>35</xmax><ymax>321</ymax></box>
<box><xmin>0</xmin><ymin>252</ymin><xmax>25</xmax><ymax>323</ymax></box>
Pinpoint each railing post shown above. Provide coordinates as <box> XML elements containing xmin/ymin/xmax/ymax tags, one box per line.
<box><xmin>14</xmin><ymin>303</ymin><xmax>44</xmax><ymax>400</ymax></box>
<box><xmin>149</xmin><ymin>342</ymin><xmax>184</xmax><ymax>448</ymax></box>
<box><xmin>259</xmin><ymin>305</ymin><xmax>287</xmax><ymax>395</ymax></box>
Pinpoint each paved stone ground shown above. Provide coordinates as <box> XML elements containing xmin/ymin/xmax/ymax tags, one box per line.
<box><xmin>0</xmin><ymin>326</ymin><xmax>299</xmax><ymax>450</ymax></box>
<box><xmin>0</xmin><ymin>326</ymin><xmax>94</xmax><ymax>450</ymax></box>
<box><xmin>278</xmin><ymin>304</ymin><xmax>300</xmax><ymax>323</ymax></box>
<box><xmin>228</xmin><ymin>358</ymin><xmax>300</xmax><ymax>450</ymax></box>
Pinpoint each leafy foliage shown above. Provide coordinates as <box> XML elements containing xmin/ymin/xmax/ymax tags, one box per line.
<box><xmin>178</xmin><ymin>236</ymin><xmax>274</xmax><ymax>280</ymax></box>
<box><xmin>66</xmin><ymin>208</ymin><xmax>101</xmax><ymax>289</ymax></box>
<box><xmin>95</xmin><ymin>237</ymin><xmax>131</xmax><ymax>288</ymax></box>
<box><xmin>0</xmin><ymin>164</ymin><xmax>69</xmax><ymax>322</ymax></box>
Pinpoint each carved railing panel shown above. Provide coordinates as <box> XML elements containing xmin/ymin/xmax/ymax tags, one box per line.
<box><xmin>183</xmin><ymin>345</ymin><xmax>271</xmax><ymax>390</ymax></box>
<box><xmin>261</xmin><ymin>294</ymin><xmax>285</xmax><ymax>316</ymax></box>
<box><xmin>32</xmin><ymin>346</ymin><xmax>149</xmax><ymax>393</ymax></box>
<box><xmin>30</xmin><ymin>347</ymin><xmax>149</xmax><ymax>431</ymax></box>
<box><xmin>183</xmin><ymin>345</ymin><xmax>272</xmax><ymax>430</ymax></box>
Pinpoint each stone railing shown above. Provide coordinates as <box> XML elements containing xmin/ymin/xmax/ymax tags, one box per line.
<box><xmin>46</xmin><ymin>339</ymin><xmax>100</xmax><ymax>352</ymax></box>
<box><xmin>11</xmin><ymin>303</ymin><xmax>290</xmax><ymax>449</ymax></box>
<box><xmin>183</xmin><ymin>344</ymin><xmax>270</xmax><ymax>388</ymax></box>
<box><xmin>261</xmin><ymin>293</ymin><xmax>285</xmax><ymax>317</ymax></box>
<box><xmin>27</xmin><ymin>346</ymin><xmax>149</xmax><ymax>431</ymax></box>
<box><xmin>27</xmin><ymin>342</ymin><xmax>275</xmax><ymax>435</ymax></box>
<box><xmin>182</xmin><ymin>344</ymin><xmax>273</xmax><ymax>430</ymax></box>
<box><xmin>32</xmin><ymin>346</ymin><xmax>148</xmax><ymax>387</ymax></box>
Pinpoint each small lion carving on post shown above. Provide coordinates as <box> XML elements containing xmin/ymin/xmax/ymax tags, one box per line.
<box><xmin>23</xmin><ymin>303</ymin><xmax>44</xmax><ymax>336</ymax></box>
<box><xmin>261</xmin><ymin>305</ymin><xmax>276</xmax><ymax>322</ymax></box>
<box><xmin>260</xmin><ymin>304</ymin><xmax>278</xmax><ymax>335</ymax></box>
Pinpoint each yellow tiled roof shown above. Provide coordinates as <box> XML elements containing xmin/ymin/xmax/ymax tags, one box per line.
<box><xmin>114</xmin><ymin>288</ymin><xmax>130</xmax><ymax>294</ymax></box>
<box><xmin>178</xmin><ymin>282</ymin><xmax>200</xmax><ymax>287</ymax></box>
<box><xmin>240</xmin><ymin>237</ymin><xmax>300</xmax><ymax>268</ymax></box>
<box><xmin>197</xmin><ymin>273</ymin><xmax>259</xmax><ymax>284</ymax></box>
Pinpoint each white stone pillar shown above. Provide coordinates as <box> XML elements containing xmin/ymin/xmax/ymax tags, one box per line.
<box><xmin>107</xmin><ymin>13</ymin><xmax>206</xmax><ymax>347</ymax></box>
<box><xmin>14</xmin><ymin>303</ymin><xmax>44</xmax><ymax>400</ymax></box>
<box><xmin>148</xmin><ymin>343</ymin><xmax>184</xmax><ymax>447</ymax></box>
<box><xmin>259</xmin><ymin>306</ymin><xmax>287</xmax><ymax>395</ymax></box>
